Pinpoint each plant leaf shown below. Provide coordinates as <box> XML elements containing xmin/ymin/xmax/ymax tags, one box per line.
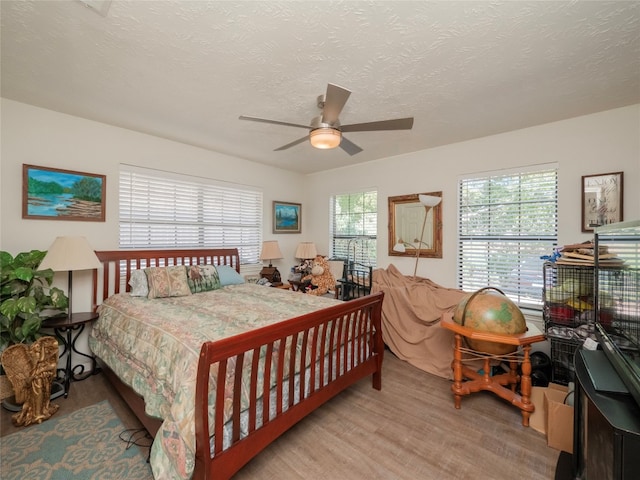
<box><xmin>13</xmin><ymin>267</ymin><xmax>34</xmax><ymax>283</ymax></box>
<box><xmin>49</xmin><ymin>287</ymin><xmax>69</xmax><ymax>309</ymax></box>
<box><xmin>21</xmin><ymin>314</ymin><xmax>42</xmax><ymax>339</ymax></box>
<box><xmin>0</xmin><ymin>298</ymin><xmax>20</xmax><ymax>320</ymax></box>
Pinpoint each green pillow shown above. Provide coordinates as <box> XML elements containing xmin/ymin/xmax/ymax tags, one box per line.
<box><xmin>187</xmin><ymin>265</ymin><xmax>221</xmax><ymax>293</ymax></box>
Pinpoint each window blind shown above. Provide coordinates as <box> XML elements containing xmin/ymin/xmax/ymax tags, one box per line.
<box><xmin>330</xmin><ymin>190</ymin><xmax>377</xmax><ymax>266</ymax></box>
<box><xmin>119</xmin><ymin>166</ymin><xmax>262</xmax><ymax>264</ymax></box>
<box><xmin>458</xmin><ymin>166</ymin><xmax>558</xmax><ymax>309</ymax></box>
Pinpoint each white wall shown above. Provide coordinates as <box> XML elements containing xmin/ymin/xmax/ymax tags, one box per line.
<box><xmin>305</xmin><ymin>104</ymin><xmax>640</xmax><ymax>288</ymax></box>
<box><xmin>2</xmin><ymin>99</ymin><xmax>639</xmax><ymax>303</ymax></box>
<box><xmin>0</xmin><ymin>99</ymin><xmax>308</xmax><ymax>311</ymax></box>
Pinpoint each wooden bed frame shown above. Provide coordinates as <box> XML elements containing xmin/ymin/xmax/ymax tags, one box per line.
<box><xmin>91</xmin><ymin>248</ymin><xmax>384</xmax><ymax>479</ymax></box>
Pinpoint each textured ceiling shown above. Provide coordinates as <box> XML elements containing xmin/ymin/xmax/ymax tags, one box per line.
<box><xmin>2</xmin><ymin>1</ymin><xmax>639</xmax><ymax>174</ymax></box>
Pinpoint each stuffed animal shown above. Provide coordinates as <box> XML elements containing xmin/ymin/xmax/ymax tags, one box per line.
<box><xmin>301</xmin><ymin>255</ymin><xmax>335</xmax><ymax>296</ymax></box>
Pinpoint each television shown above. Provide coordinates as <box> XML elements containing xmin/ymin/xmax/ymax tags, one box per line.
<box><xmin>594</xmin><ymin>220</ymin><xmax>640</xmax><ymax>408</ymax></box>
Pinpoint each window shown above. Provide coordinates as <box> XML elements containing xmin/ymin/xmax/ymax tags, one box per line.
<box><xmin>458</xmin><ymin>166</ymin><xmax>558</xmax><ymax>309</ymax></box>
<box><xmin>330</xmin><ymin>190</ymin><xmax>377</xmax><ymax>266</ymax></box>
<box><xmin>119</xmin><ymin>165</ymin><xmax>262</xmax><ymax>264</ymax></box>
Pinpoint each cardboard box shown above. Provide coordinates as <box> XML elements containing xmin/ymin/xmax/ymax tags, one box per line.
<box><xmin>544</xmin><ymin>383</ymin><xmax>574</xmax><ymax>453</ymax></box>
<box><xmin>528</xmin><ymin>386</ymin><xmax>547</xmax><ymax>434</ymax></box>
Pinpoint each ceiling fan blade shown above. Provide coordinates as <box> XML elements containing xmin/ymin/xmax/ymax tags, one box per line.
<box><xmin>274</xmin><ymin>135</ymin><xmax>309</xmax><ymax>151</ymax></box>
<box><xmin>239</xmin><ymin>115</ymin><xmax>310</xmax><ymax>130</ymax></box>
<box><xmin>339</xmin><ymin>136</ymin><xmax>363</xmax><ymax>156</ymax></box>
<box><xmin>322</xmin><ymin>83</ymin><xmax>351</xmax><ymax>125</ymax></box>
<box><xmin>341</xmin><ymin>117</ymin><xmax>414</xmax><ymax>133</ymax></box>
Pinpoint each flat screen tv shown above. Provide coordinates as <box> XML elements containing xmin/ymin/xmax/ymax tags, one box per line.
<box><xmin>594</xmin><ymin>220</ymin><xmax>640</xmax><ymax>408</ymax></box>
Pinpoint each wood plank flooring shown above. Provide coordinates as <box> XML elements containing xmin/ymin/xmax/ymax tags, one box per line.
<box><xmin>1</xmin><ymin>353</ymin><xmax>560</xmax><ymax>479</ymax></box>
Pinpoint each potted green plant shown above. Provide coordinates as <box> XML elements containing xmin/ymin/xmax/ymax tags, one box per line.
<box><xmin>0</xmin><ymin>249</ymin><xmax>68</xmax><ymax>352</ymax></box>
<box><xmin>1</xmin><ymin>250</ymin><xmax>69</xmax><ymax>411</ymax></box>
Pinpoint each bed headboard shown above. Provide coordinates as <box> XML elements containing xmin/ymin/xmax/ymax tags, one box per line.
<box><xmin>92</xmin><ymin>248</ymin><xmax>241</xmax><ymax>311</ymax></box>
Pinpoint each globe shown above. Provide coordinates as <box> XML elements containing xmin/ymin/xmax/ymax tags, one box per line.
<box><xmin>453</xmin><ymin>287</ymin><xmax>526</xmax><ymax>355</ymax></box>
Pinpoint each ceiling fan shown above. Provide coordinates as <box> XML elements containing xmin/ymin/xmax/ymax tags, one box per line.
<box><xmin>239</xmin><ymin>83</ymin><xmax>414</xmax><ymax>155</ymax></box>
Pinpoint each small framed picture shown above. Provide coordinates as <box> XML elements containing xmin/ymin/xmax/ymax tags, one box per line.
<box><xmin>23</xmin><ymin>164</ymin><xmax>106</xmax><ymax>221</ymax></box>
<box><xmin>273</xmin><ymin>201</ymin><xmax>301</xmax><ymax>234</ymax></box>
<box><xmin>581</xmin><ymin>171</ymin><xmax>623</xmax><ymax>232</ymax></box>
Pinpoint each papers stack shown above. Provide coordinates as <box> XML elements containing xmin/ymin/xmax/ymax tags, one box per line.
<box><xmin>556</xmin><ymin>242</ymin><xmax>623</xmax><ymax>267</ymax></box>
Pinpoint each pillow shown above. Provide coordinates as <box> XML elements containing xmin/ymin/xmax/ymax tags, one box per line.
<box><xmin>187</xmin><ymin>264</ymin><xmax>221</xmax><ymax>293</ymax></box>
<box><xmin>128</xmin><ymin>270</ymin><xmax>149</xmax><ymax>297</ymax></box>
<box><xmin>144</xmin><ymin>266</ymin><xmax>192</xmax><ymax>299</ymax></box>
<box><xmin>216</xmin><ymin>265</ymin><xmax>245</xmax><ymax>286</ymax></box>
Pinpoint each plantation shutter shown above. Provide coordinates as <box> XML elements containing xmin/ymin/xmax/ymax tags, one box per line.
<box><xmin>458</xmin><ymin>166</ymin><xmax>558</xmax><ymax>309</ymax></box>
<box><xmin>119</xmin><ymin>165</ymin><xmax>262</xmax><ymax>264</ymax></box>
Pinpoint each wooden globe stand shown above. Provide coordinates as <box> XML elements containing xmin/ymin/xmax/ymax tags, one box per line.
<box><xmin>441</xmin><ymin>312</ymin><xmax>546</xmax><ymax>427</ymax></box>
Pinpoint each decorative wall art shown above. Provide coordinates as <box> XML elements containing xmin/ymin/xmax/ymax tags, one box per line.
<box><xmin>581</xmin><ymin>171</ymin><xmax>623</xmax><ymax>232</ymax></box>
<box><xmin>22</xmin><ymin>164</ymin><xmax>106</xmax><ymax>221</ymax></box>
<box><xmin>273</xmin><ymin>201</ymin><xmax>301</xmax><ymax>233</ymax></box>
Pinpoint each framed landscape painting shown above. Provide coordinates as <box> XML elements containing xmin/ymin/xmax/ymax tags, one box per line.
<box><xmin>23</xmin><ymin>164</ymin><xmax>106</xmax><ymax>221</ymax></box>
<box><xmin>273</xmin><ymin>201</ymin><xmax>301</xmax><ymax>233</ymax></box>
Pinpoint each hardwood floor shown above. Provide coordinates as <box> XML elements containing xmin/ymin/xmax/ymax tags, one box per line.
<box><xmin>1</xmin><ymin>353</ymin><xmax>560</xmax><ymax>479</ymax></box>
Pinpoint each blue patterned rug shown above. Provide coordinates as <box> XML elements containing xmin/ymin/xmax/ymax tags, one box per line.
<box><xmin>0</xmin><ymin>400</ymin><xmax>153</xmax><ymax>479</ymax></box>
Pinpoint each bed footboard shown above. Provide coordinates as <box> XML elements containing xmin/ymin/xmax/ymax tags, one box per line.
<box><xmin>193</xmin><ymin>291</ymin><xmax>384</xmax><ymax>479</ymax></box>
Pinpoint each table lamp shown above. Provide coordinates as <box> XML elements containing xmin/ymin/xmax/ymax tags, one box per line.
<box><xmin>39</xmin><ymin>236</ymin><xmax>102</xmax><ymax>317</ymax></box>
<box><xmin>259</xmin><ymin>240</ymin><xmax>284</xmax><ymax>285</ymax></box>
<box><xmin>295</xmin><ymin>242</ymin><xmax>317</xmax><ymax>261</ymax></box>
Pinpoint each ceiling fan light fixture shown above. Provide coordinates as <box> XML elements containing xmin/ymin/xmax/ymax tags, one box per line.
<box><xmin>309</xmin><ymin>127</ymin><xmax>341</xmax><ymax>149</ymax></box>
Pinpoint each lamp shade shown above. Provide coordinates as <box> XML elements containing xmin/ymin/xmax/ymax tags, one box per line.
<box><xmin>309</xmin><ymin>128</ymin><xmax>341</xmax><ymax>149</ymax></box>
<box><xmin>39</xmin><ymin>236</ymin><xmax>102</xmax><ymax>272</ymax></box>
<box><xmin>393</xmin><ymin>242</ymin><xmax>407</xmax><ymax>253</ymax></box>
<box><xmin>259</xmin><ymin>240</ymin><xmax>283</xmax><ymax>261</ymax></box>
<box><xmin>295</xmin><ymin>242</ymin><xmax>317</xmax><ymax>260</ymax></box>
<box><xmin>418</xmin><ymin>194</ymin><xmax>442</xmax><ymax>208</ymax></box>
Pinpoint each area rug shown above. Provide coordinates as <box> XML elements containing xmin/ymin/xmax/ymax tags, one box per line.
<box><xmin>0</xmin><ymin>400</ymin><xmax>153</xmax><ymax>480</ymax></box>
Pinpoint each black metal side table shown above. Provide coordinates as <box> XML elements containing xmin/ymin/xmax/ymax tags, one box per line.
<box><xmin>41</xmin><ymin>312</ymin><xmax>100</xmax><ymax>398</ymax></box>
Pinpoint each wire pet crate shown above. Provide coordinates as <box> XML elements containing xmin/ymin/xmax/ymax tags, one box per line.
<box><xmin>597</xmin><ymin>268</ymin><xmax>640</xmax><ymax>337</ymax></box>
<box><xmin>543</xmin><ymin>262</ymin><xmax>595</xmax><ymax>333</ymax></box>
<box><xmin>550</xmin><ymin>337</ymin><xmax>580</xmax><ymax>385</ymax></box>
<box><xmin>543</xmin><ymin>262</ymin><xmax>597</xmax><ymax>385</ymax></box>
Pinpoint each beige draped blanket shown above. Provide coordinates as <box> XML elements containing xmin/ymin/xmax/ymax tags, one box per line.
<box><xmin>372</xmin><ymin>264</ymin><xmax>468</xmax><ymax>379</ymax></box>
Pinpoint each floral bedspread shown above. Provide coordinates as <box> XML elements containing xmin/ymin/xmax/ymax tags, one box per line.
<box><xmin>89</xmin><ymin>284</ymin><xmax>340</xmax><ymax>479</ymax></box>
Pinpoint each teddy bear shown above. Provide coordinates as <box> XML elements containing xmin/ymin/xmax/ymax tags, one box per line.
<box><xmin>300</xmin><ymin>255</ymin><xmax>335</xmax><ymax>296</ymax></box>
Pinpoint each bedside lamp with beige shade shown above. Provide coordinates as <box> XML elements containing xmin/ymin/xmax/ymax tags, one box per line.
<box><xmin>259</xmin><ymin>240</ymin><xmax>284</xmax><ymax>286</ymax></box>
<box><xmin>39</xmin><ymin>236</ymin><xmax>102</xmax><ymax>317</ymax></box>
<box><xmin>295</xmin><ymin>242</ymin><xmax>317</xmax><ymax>261</ymax></box>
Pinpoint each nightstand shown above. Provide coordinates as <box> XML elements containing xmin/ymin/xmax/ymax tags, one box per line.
<box><xmin>41</xmin><ymin>312</ymin><xmax>100</xmax><ymax>398</ymax></box>
<box><xmin>288</xmin><ymin>280</ymin><xmax>305</xmax><ymax>292</ymax></box>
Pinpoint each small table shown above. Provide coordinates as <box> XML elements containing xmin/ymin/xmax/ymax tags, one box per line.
<box><xmin>273</xmin><ymin>283</ymin><xmax>291</xmax><ymax>290</ymax></box>
<box><xmin>440</xmin><ymin>312</ymin><xmax>546</xmax><ymax>426</ymax></box>
<box><xmin>288</xmin><ymin>280</ymin><xmax>305</xmax><ymax>292</ymax></box>
<box><xmin>41</xmin><ymin>312</ymin><xmax>100</xmax><ymax>398</ymax></box>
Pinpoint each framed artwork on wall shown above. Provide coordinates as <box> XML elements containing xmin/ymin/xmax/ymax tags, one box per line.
<box><xmin>273</xmin><ymin>201</ymin><xmax>301</xmax><ymax>233</ymax></box>
<box><xmin>581</xmin><ymin>171</ymin><xmax>623</xmax><ymax>232</ymax></box>
<box><xmin>22</xmin><ymin>164</ymin><xmax>106</xmax><ymax>221</ymax></box>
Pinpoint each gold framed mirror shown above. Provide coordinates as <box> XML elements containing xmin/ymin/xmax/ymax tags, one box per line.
<box><xmin>388</xmin><ymin>192</ymin><xmax>442</xmax><ymax>259</ymax></box>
